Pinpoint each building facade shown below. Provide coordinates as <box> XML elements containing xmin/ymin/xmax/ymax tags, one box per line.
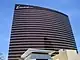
<box><xmin>51</xmin><ymin>49</ymin><xmax>80</xmax><ymax>60</ymax></box>
<box><xmin>8</xmin><ymin>4</ymin><xmax>77</xmax><ymax>60</ymax></box>
<box><xmin>21</xmin><ymin>48</ymin><xmax>52</xmax><ymax>60</ymax></box>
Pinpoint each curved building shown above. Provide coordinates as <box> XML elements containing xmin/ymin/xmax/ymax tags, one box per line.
<box><xmin>8</xmin><ymin>4</ymin><xmax>77</xmax><ymax>60</ymax></box>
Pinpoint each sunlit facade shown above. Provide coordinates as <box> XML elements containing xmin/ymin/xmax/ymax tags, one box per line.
<box><xmin>8</xmin><ymin>4</ymin><xmax>77</xmax><ymax>60</ymax></box>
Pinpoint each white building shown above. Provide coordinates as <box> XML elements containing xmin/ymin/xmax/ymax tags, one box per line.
<box><xmin>21</xmin><ymin>48</ymin><xmax>53</xmax><ymax>60</ymax></box>
<box><xmin>20</xmin><ymin>48</ymin><xmax>80</xmax><ymax>60</ymax></box>
<box><xmin>51</xmin><ymin>49</ymin><xmax>80</xmax><ymax>60</ymax></box>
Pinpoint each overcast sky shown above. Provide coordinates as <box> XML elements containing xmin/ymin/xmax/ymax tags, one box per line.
<box><xmin>0</xmin><ymin>0</ymin><xmax>80</xmax><ymax>60</ymax></box>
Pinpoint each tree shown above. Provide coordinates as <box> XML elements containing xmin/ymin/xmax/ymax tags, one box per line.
<box><xmin>0</xmin><ymin>53</ymin><xmax>4</xmax><ymax>60</ymax></box>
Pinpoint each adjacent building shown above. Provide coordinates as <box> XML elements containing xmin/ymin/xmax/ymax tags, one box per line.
<box><xmin>21</xmin><ymin>49</ymin><xmax>80</xmax><ymax>60</ymax></box>
<box><xmin>51</xmin><ymin>49</ymin><xmax>80</xmax><ymax>60</ymax></box>
<box><xmin>8</xmin><ymin>4</ymin><xmax>77</xmax><ymax>60</ymax></box>
<box><xmin>21</xmin><ymin>48</ymin><xmax>52</xmax><ymax>60</ymax></box>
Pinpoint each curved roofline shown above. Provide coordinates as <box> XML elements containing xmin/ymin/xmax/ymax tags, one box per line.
<box><xmin>15</xmin><ymin>4</ymin><xmax>68</xmax><ymax>17</ymax></box>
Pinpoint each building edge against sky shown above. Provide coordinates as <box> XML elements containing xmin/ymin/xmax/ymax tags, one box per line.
<box><xmin>8</xmin><ymin>4</ymin><xmax>77</xmax><ymax>60</ymax></box>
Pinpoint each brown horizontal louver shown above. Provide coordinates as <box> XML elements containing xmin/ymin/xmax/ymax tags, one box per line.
<box><xmin>8</xmin><ymin>4</ymin><xmax>77</xmax><ymax>60</ymax></box>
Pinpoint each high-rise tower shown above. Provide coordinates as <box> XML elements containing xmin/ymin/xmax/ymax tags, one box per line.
<box><xmin>8</xmin><ymin>4</ymin><xmax>77</xmax><ymax>60</ymax></box>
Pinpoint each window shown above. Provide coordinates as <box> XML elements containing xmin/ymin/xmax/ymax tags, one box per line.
<box><xmin>36</xmin><ymin>59</ymin><xmax>48</xmax><ymax>60</ymax></box>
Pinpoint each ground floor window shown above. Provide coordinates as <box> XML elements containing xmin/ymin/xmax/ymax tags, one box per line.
<box><xmin>36</xmin><ymin>59</ymin><xmax>48</xmax><ymax>60</ymax></box>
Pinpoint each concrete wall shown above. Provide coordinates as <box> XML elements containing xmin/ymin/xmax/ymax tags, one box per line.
<box><xmin>66</xmin><ymin>50</ymin><xmax>77</xmax><ymax>60</ymax></box>
<box><xmin>51</xmin><ymin>50</ymin><xmax>80</xmax><ymax>60</ymax></box>
<box><xmin>52</xmin><ymin>50</ymin><xmax>68</xmax><ymax>60</ymax></box>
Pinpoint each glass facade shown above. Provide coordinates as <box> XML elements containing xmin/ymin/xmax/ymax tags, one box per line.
<box><xmin>8</xmin><ymin>4</ymin><xmax>77</xmax><ymax>60</ymax></box>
